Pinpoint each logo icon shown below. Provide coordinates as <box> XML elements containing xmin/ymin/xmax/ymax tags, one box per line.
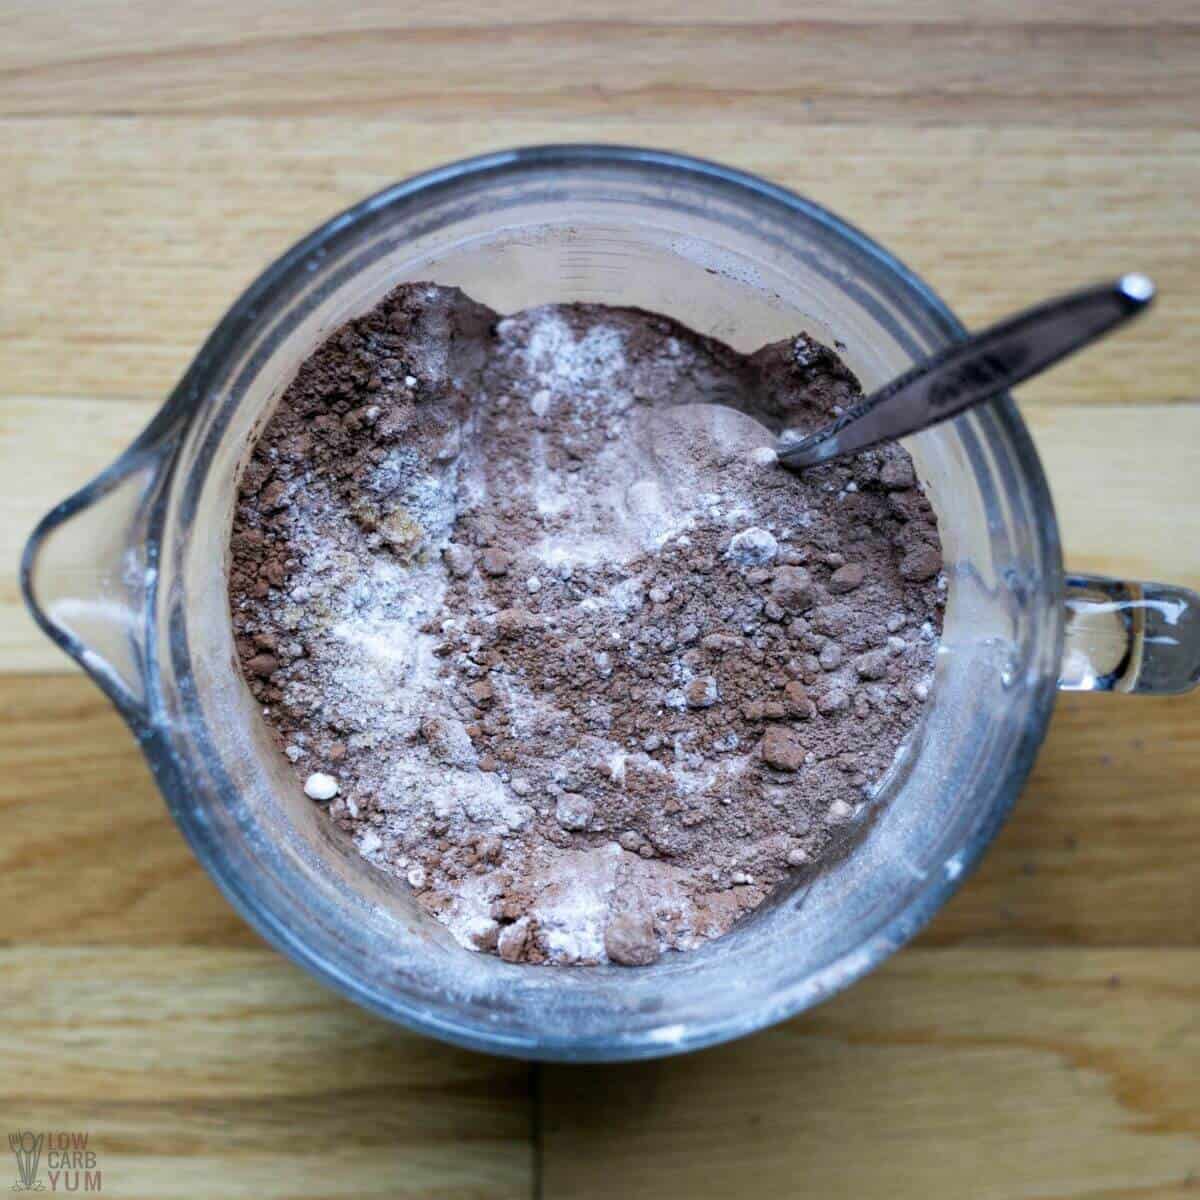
<box><xmin>8</xmin><ymin>1132</ymin><xmax>45</xmax><ymax>1191</ymax></box>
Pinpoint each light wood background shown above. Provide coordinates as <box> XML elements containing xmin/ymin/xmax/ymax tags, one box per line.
<box><xmin>1</xmin><ymin>3</ymin><xmax>1198</xmax><ymax>1197</ymax></box>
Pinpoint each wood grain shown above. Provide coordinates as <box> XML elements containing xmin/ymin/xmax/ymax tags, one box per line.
<box><xmin>919</xmin><ymin>690</ymin><xmax>1200</xmax><ymax>947</ymax></box>
<box><xmin>1025</xmin><ymin>404</ymin><xmax>1200</xmax><ymax>589</ymax></box>
<box><xmin>543</xmin><ymin>949</ymin><xmax>1200</xmax><ymax>1200</ymax></box>
<box><xmin>3</xmin><ymin>120</ymin><xmax>1197</xmax><ymax>404</ymax></box>
<box><xmin>3</xmin><ymin>6</ymin><xmax>1200</xmax><ymax>1198</ymax></box>
<box><xmin>3</xmin><ymin>675</ymin><xmax>1195</xmax><ymax>950</ymax></box>
<box><xmin>1</xmin><ymin>395</ymin><xmax>152</xmax><ymax>671</ymax></box>
<box><xmin>0</xmin><ymin>674</ymin><xmax>258</xmax><ymax>946</ymax></box>
<box><xmin>0</xmin><ymin>946</ymin><xmax>532</xmax><ymax>1199</ymax></box>
<box><xmin>1</xmin><ymin>3</ymin><xmax>1197</xmax><ymax>126</ymax></box>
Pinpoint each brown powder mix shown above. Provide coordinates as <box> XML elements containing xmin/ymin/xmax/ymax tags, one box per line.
<box><xmin>228</xmin><ymin>283</ymin><xmax>944</xmax><ymax>965</ymax></box>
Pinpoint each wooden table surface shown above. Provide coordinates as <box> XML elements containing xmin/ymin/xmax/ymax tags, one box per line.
<box><xmin>2</xmin><ymin>3</ymin><xmax>1198</xmax><ymax>1197</ymax></box>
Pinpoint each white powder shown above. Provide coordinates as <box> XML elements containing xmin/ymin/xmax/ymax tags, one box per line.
<box><xmin>370</xmin><ymin>448</ymin><xmax>459</xmax><ymax>553</ymax></box>
<box><xmin>608</xmin><ymin>750</ymin><xmax>628</xmax><ymax>786</ymax></box>
<box><xmin>501</xmin><ymin>311</ymin><xmax>630</xmax><ymax>418</ymax></box>
<box><xmin>529</xmin><ymin>844</ymin><xmax>622</xmax><ymax>963</ymax></box>
<box><xmin>726</xmin><ymin>526</ymin><xmax>778</xmax><ymax>567</ymax></box>
<box><xmin>442</xmin><ymin>873</ymin><xmax>502</xmax><ymax>951</ymax></box>
<box><xmin>489</xmin><ymin>672</ymin><xmax>565</xmax><ymax>742</ymax></box>
<box><xmin>378</xmin><ymin>758</ymin><xmax>532</xmax><ymax>845</ymax></box>
<box><xmin>321</xmin><ymin>560</ymin><xmax>446</xmax><ymax>737</ymax></box>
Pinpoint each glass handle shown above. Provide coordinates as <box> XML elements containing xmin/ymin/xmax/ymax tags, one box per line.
<box><xmin>1059</xmin><ymin>573</ymin><xmax>1200</xmax><ymax>694</ymax></box>
<box><xmin>21</xmin><ymin>423</ymin><xmax>180</xmax><ymax>731</ymax></box>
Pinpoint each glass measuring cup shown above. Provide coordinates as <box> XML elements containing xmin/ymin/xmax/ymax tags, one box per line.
<box><xmin>23</xmin><ymin>146</ymin><xmax>1200</xmax><ymax>1061</ymax></box>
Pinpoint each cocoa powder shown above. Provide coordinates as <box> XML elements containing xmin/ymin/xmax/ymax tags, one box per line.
<box><xmin>228</xmin><ymin>283</ymin><xmax>944</xmax><ymax>965</ymax></box>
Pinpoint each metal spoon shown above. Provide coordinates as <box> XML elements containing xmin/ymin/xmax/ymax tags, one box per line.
<box><xmin>775</xmin><ymin>274</ymin><xmax>1155</xmax><ymax>471</ymax></box>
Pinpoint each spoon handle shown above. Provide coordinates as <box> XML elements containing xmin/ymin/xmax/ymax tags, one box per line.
<box><xmin>776</xmin><ymin>274</ymin><xmax>1155</xmax><ymax>470</ymax></box>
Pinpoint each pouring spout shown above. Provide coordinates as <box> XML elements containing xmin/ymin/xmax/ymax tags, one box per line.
<box><xmin>21</xmin><ymin>426</ymin><xmax>180</xmax><ymax>732</ymax></box>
